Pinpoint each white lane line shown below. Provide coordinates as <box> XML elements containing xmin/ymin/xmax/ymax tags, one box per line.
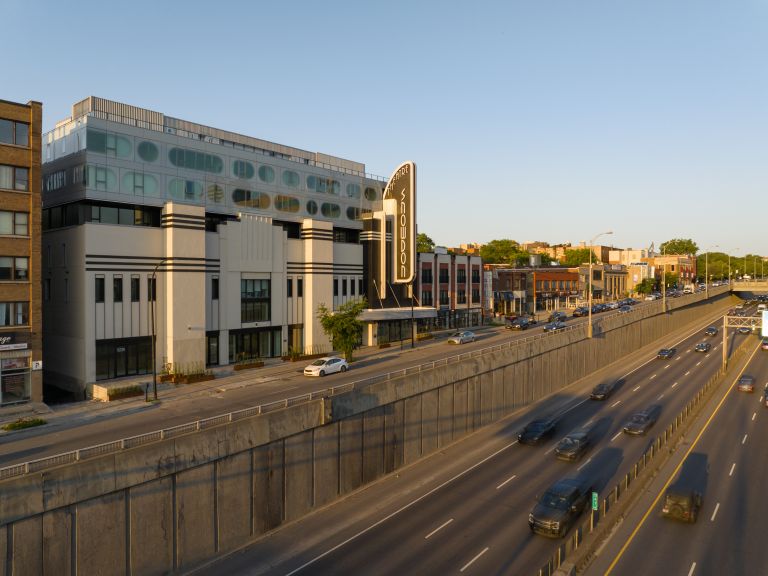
<box><xmin>686</xmin><ymin>350</ymin><xmax>692</xmax><ymax>354</ymax></box>
<box><xmin>753</xmin><ymin>412</ymin><xmax>757</xmax><ymax>421</ymax></box>
<box><xmin>611</xmin><ymin>430</ymin><xmax>623</xmax><ymax>442</ymax></box>
<box><xmin>545</xmin><ymin>447</ymin><xmax>555</xmax><ymax>455</ymax></box>
<box><xmin>577</xmin><ymin>457</ymin><xmax>592</xmax><ymax>472</ymax></box>
<box><xmin>742</xmin><ymin>434</ymin><xmax>748</xmax><ymax>445</ymax></box>
<box><xmin>664</xmin><ymin>364</ymin><xmax>670</xmax><ymax>369</ymax></box>
<box><xmin>684</xmin><ymin>371</ymin><xmax>690</xmax><ymax>376</ymax></box>
<box><xmin>696</xmin><ymin>361</ymin><xmax>701</xmax><ymax>367</ymax></box>
<box><xmin>496</xmin><ymin>475</ymin><xmax>517</xmax><ymax>490</ymax></box>
<box><xmin>460</xmin><ymin>547</ymin><xmax>489</xmax><ymax>572</ymax></box>
<box><xmin>633</xmin><ymin>386</ymin><xmax>641</xmax><ymax>392</ymax></box>
<box><xmin>676</xmin><ymin>356</ymin><xmax>682</xmax><ymax>360</ymax></box>
<box><xmin>284</xmin><ymin>439</ymin><xmax>517</xmax><ymax>575</ymax></box>
<box><xmin>650</xmin><ymin>374</ymin><xmax>657</xmax><ymax>380</ymax></box>
<box><xmin>688</xmin><ymin>562</ymin><xmax>696</xmax><ymax>576</ymax></box>
<box><xmin>671</xmin><ymin>382</ymin><xmax>678</xmax><ymax>388</ymax></box>
<box><xmin>729</xmin><ymin>463</ymin><xmax>736</xmax><ymax>476</ymax></box>
<box><xmin>425</xmin><ymin>518</ymin><xmax>453</xmax><ymax>539</ymax></box>
<box><xmin>611</xmin><ymin>400</ymin><xmax>622</xmax><ymax>408</ymax></box>
<box><xmin>657</xmin><ymin>393</ymin><xmax>665</xmax><ymax>400</ymax></box>
<box><xmin>705</xmin><ymin>354</ymin><xmax>710</xmax><ymax>358</ymax></box>
<box><xmin>711</xmin><ymin>503</ymin><xmax>720</xmax><ymax>522</ymax></box>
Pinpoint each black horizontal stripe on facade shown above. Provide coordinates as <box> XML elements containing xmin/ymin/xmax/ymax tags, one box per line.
<box><xmin>160</xmin><ymin>224</ymin><xmax>207</xmax><ymax>231</ymax></box>
<box><xmin>161</xmin><ymin>216</ymin><xmax>206</xmax><ymax>223</ymax></box>
<box><xmin>160</xmin><ymin>213</ymin><xmax>206</xmax><ymax>221</ymax></box>
<box><xmin>299</xmin><ymin>235</ymin><xmax>333</xmax><ymax>241</ymax></box>
<box><xmin>86</xmin><ymin>268</ymin><xmax>216</xmax><ymax>273</ymax></box>
<box><xmin>86</xmin><ymin>262</ymin><xmax>218</xmax><ymax>269</ymax></box>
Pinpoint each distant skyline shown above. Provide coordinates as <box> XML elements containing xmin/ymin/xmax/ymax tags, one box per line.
<box><xmin>3</xmin><ymin>0</ymin><xmax>766</xmax><ymax>255</ymax></box>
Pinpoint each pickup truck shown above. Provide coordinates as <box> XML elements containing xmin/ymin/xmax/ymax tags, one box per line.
<box><xmin>528</xmin><ymin>477</ymin><xmax>592</xmax><ymax>537</ymax></box>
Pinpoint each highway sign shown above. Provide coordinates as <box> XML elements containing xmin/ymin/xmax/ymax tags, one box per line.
<box><xmin>592</xmin><ymin>491</ymin><xmax>598</xmax><ymax>511</ymax></box>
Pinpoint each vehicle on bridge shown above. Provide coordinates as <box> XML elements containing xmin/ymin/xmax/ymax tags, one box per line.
<box><xmin>303</xmin><ymin>356</ymin><xmax>349</xmax><ymax>377</ymax></box>
<box><xmin>623</xmin><ymin>405</ymin><xmax>662</xmax><ymax>435</ymax></box>
<box><xmin>662</xmin><ymin>485</ymin><xmax>702</xmax><ymax>523</ymax></box>
<box><xmin>657</xmin><ymin>348</ymin><xmax>676</xmax><ymax>359</ymax></box>
<box><xmin>528</xmin><ymin>477</ymin><xmax>592</xmax><ymax>537</ymax></box>
<box><xmin>737</xmin><ymin>375</ymin><xmax>755</xmax><ymax>393</ymax></box>
<box><xmin>554</xmin><ymin>426</ymin><xmax>594</xmax><ymax>461</ymax></box>
<box><xmin>694</xmin><ymin>342</ymin><xmax>711</xmax><ymax>353</ymax></box>
<box><xmin>447</xmin><ymin>331</ymin><xmax>475</xmax><ymax>344</ymax></box>
<box><xmin>705</xmin><ymin>326</ymin><xmax>718</xmax><ymax>336</ymax></box>
<box><xmin>518</xmin><ymin>417</ymin><xmax>557</xmax><ymax>445</ymax></box>
<box><xmin>543</xmin><ymin>321</ymin><xmax>567</xmax><ymax>332</ymax></box>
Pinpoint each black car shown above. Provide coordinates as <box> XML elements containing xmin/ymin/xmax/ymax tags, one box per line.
<box><xmin>704</xmin><ymin>326</ymin><xmax>718</xmax><ymax>336</ymax></box>
<box><xmin>657</xmin><ymin>348</ymin><xmax>676</xmax><ymax>359</ymax></box>
<box><xmin>572</xmin><ymin>306</ymin><xmax>589</xmax><ymax>317</ymax></box>
<box><xmin>694</xmin><ymin>342</ymin><xmax>711</xmax><ymax>353</ymax></box>
<box><xmin>590</xmin><ymin>381</ymin><xmax>616</xmax><ymax>401</ymax></box>
<box><xmin>618</xmin><ymin>305</ymin><xmax>632</xmax><ymax>313</ymax></box>
<box><xmin>548</xmin><ymin>311</ymin><xmax>567</xmax><ymax>323</ymax></box>
<box><xmin>762</xmin><ymin>386</ymin><xmax>768</xmax><ymax>407</ymax></box>
<box><xmin>554</xmin><ymin>427</ymin><xmax>593</xmax><ymax>461</ymax></box>
<box><xmin>623</xmin><ymin>405</ymin><xmax>662</xmax><ymax>435</ymax></box>
<box><xmin>518</xmin><ymin>418</ymin><xmax>557</xmax><ymax>445</ymax></box>
<box><xmin>543</xmin><ymin>321</ymin><xmax>567</xmax><ymax>332</ymax></box>
<box><xmin>737</xmin><ymin>326</ymin><xmax>751</xmax><ymax>335</ymax></box>
<box><xmin>507</xmin><ymin>318</ymin><xmax>531</xmax><ymax>330</ymax></box>
<box><xmin>528</xmin><ymin>477</ymin><xmax>592</xmax><ymax>537</ymax></box>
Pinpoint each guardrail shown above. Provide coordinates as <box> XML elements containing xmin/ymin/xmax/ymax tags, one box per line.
<box><xmin>0</xmin><ymin>290</ymin><xmax>727</xmax><ymax>482</ymax></box>
<box><xmin>535</xmin><ymin>334</ymin><xmax>755</xmax><ymax>576</ymax></box>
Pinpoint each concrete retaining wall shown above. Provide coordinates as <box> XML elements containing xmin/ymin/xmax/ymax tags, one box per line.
<box><xmin>0</xmin><ymin>291</ymin><xmax>733</xmax><ymax>574</ymax></box>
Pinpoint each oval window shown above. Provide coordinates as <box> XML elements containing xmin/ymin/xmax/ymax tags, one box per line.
<box><xmin>364</xmin><ymin>187</ymin><xmax>378</xmax><ymax>201</ymax></box>
<box><xmin>233</xmin><ymin>160</ymin><xmax>254</xmax><ymax>179</ymax></box>
<box><xmin>282</xmin><ymin>170</ymin><xmax>299</xmax><ymax>187</ymax></box>
<box><xmin>346</xmin><ymin>207</ymin><xmax>361</xmax><ymax>220</ymax></box>
<box><xmin>321</xmin><ymin>203</ymin><xmax>340</xmax><ymax>218</ymax></box>
<box><xmin>258</xmin><ymin>165</ymin><xmax>275</xmax><ymax>183</ymax></box>
<box><xmin>306</xmin><ymin>200</ymin><xmax>318</xmax><ymax>215</ymax></box>
<box><xmin>137</xmin><ymin>141</ymin><xmax>159</xmax><ymax>162</ymax></box>
<box><xmin>232</xmin><ymin>188</ymin><xmax>270</xmax><ymax>209</ymax></box>
<box><xmin>346</xmin><ymin>183</ymin><xmax>361</xmax><ymax>198</ymax></box>
<box><xmin>275</xmin><ymin>195</ymin><xmax>299</xmax><ymax>212</ymax></box>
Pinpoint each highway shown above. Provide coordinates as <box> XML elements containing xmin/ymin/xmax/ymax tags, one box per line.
<box><xmin>0</xmin><ymin>299</ymin><xmax>662</xmax><ymax>468</ymax></box>
<box><xmin>588</xmin><ymin>332</ymin><xmax>768</xmax><ymax>576</ymax></box>
<box><xmin>193</xmin><ymin>305</ymin><xmax>755</xmax><ymax>576</ymax></box>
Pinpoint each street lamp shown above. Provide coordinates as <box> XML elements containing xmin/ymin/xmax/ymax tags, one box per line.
<box><xmin>150</xmin><ymin>257</ymin><xmax>170</xmax><ymax>401</ymax></box>
<box><xmin>705</xmin><ymin>245</ymin><xmax>719</xmax><ymax>298</ymax></box>
<box><xmin>587</xmin><ymin>230</ymin><xmax>613</xmax><ymax>338</ymax></box>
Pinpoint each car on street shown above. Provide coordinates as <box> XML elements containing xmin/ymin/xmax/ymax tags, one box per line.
<box><xmin>737</xmin><ymin>326</ymin><xmax>751</xmax><ymax>335</ymax></box>
<box><xmin>618</xmin><ymin>305</ymin><xmax>632</xmax><ymax>313</ymax></box>
<box><xmin>763</xmin><ymin>386</ymin><xmax>768</xmax><ymax>407</ymax></box>
<box><xmin>604</xmin><ymin>301</ymin><xmax>619</xmax><ymax>310</ymax></box>
<box><xmin>623</xmin><ymin>405</ymin><xmax>662</xmax><ymax>435</ymax></box>
<box><xmin>661</xmin><ymin>485</ymin><xmax>702</xmax><ymax>523</ymax></box>
<box><xmin>548</xmin><ymin>311</ymin><xmax>568</xmax><ymax>323</ymax></box>
<box><xmin>762</xmin><ymin>338</ymin><xmax>768</xmax><ymax>351</ymax></box>
<box><xmin>528</xmin><ymin>477</ymin><xmax>592</xmax><ymax>537</ymax></box>
<box><xmin>554</xmin><ymin>426</ymin><xmax>594</xmax><ymax>461</ymax></box>
<box><xmin>303</xmin><ymin>356</ymin><xmax>349</xmax><ymax>377</ymax></box>
<box><xmin>507</xmin><ymin>318</ymin><xmax>531</xmax><ymax>330</ymax></box>
<box><xmin>694</xmin><ymin>342</ymin><xmax>711</xmax><ymax>353</ymax></box>
<box><xmin>704</xmin><ymin>326</ymin><xmax>718</xmax><ymax>336</ymax></box>
<box><xmin>518</xmin><ymin>418</ymin><xmax>557</xmax><ymax>445</ymax></box>
<box><xmin>737</xmin><ymin>375</ymin><xmax>755</xmax><ymax>393</ymax></box>
<box><xmin>572</xmin><ymin>307</ymin><xmax>589</xmax><ymax>317</ymax></box>
<box><xmin>447</xmin><ymin>331</ymin><xmax>475</xmax><ymax>344</ymax></box>
<box><xmin>543</xmin><ymin>321</ymin><xmax>568</xmax><ymax>332</ymax></box>
<box><xmin>657</xmin><ymin>348</ymin><xmax>676</xmax><ymax>359</ymax></box>
<box><xmin>590</xmin><ymin>381</ymin><xmax>616</xmax><ymax>401</ymax></box>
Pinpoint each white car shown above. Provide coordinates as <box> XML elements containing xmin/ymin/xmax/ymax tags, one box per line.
<box><xmin>447</xmin><ymin>331</ymin><xmax>475</xmax><ymax>344</ymax></box>
<box><xmin>303</xmin><ymin>356</ymin><xmax>349</xmax><ymax>377</ymax></box>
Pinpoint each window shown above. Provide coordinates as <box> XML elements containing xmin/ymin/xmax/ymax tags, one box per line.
<box><xmin>0</xmin><ymin>257</ymin><xmax>29</xmax><ymax>281</ymax></box>
<box><xmin>212</xmin><ymin>277</ymin><xmax>219</xmax><ymax>300</ymax></box>
<box><xmin>232</xmin><ymin>189</ymin><xmax>270</xmax><ymax>209</ymax></box>
<box><xmin>0</xmin><ymin>302</ymin><xmax>29</xmax><ymax>326</ymax></box>
<box><xmin>457</xmin><ymin>269</ymin><xmax>466</xmax><ymax>283</ymax></box>
<box><xmin>421</xmin><ymin>268</ymin><xmax>433</xmax><ymax>284</ymax></box>
<box><xmin>421</xmin><ymin>291</ymin><xmax>433</xmax><ymax>306</ymax></box>
<box><xmin>346</xmin><ymin>207</ymin><xmax>361</xmax><ymax>221</ymax></box>
<box><xmin>0</xmin><ymin>119</ymin><xmax>29</xmax><ymax>146</ymax></box>
<box><xmin>306</xmin><ymin>200</ymin><xmax>318</xmax><ymax>215</ymax></box>
<box><xmin>131</xmin><ymin>277</ymin><xmax>140</xmax><ymax>302</ymax></box>
<box><xmin>168</xmin><ymin>148</ymin><xmax>223</xmax><ymax>173</ymax></box>
<box><xmin>0</xmin><ymin>211</ymin><xmax>28</xmax><ymax>235</ymax></box>
<box><xmin>137</xmin><ymin>141</ymin><xmax>159</xmax><ymax>162</ymax></box>
<box><xmin>121</xmin><ymin>172</ymin><xmax>159</xmax><ymax>196</ymax></box>
<box><xmin>241</xmin><ymin>279</ymin><xmax>271</xmax><ymax>323</ymax></box>
<box><xmin>87</xmin><ymin>129</ymin><xmax>132</xmax><ymax>158</ymax></box>
<box><xmin>86</xmin><ymin>165</ymin><xmax>117</xmax><ymax>192</ymax></box>
<box><xmin>233</xmin><ymin>159</ymin><xmax>254</xmax><ymax>179</ymax></box>
<box><xmin>95</xmin><ymin>277</ymin><xmax>105</xmax><ymax>303</ymax></box>
<box><xmin>282</xmin><ymin>170</ymin><xmax>299</xmax><ymax>187</ymax></box>
<box><xmin>0</xmin><ymin>257</ymin><xmax>10</xmax><ymax>280</ymax></box>
<box><xmin>333</xmin><ymin>278</ymin><xmax>338</xmax><ymax>297</ymax></box>
<box><xmin>147</xmin><ymin>277</ymin><xmax>156</xmax><ymax>302</ymax></box>
<box><xmin>0</xmin><ymin>165</ymin><xmax>29</xmax><ymax>191</ymax></box>
<box><xmin>321</xmin><ymin>203</ymin><xmax>340</xmax><ymax>218</ymax></box>
<box><xmin>358</xmin><ymin>279</ymin><xmax>363</xmax><ymax>295</ymax></box>
<box><xmin>472</xmin><ymin>269</ymin><xmax>480</xmax><ymax>283</ymax></box>
<box><xmin>364</xmin><ymin>187</ymin><xmax>378</xmax><ymax>201</ymax></box>
<box><xmin>439</xmin><ymin>269</ymin><xmax>449</xmax><ymax>284</ymax></box>
<box><xmin>169</xmin><ymin>178</ymin><xmax>203</xmax><ymax>202</ymax></box>
<box><xmin>258</xmin><ymin>165</ymin><xmax>275</xmax><ymax>183</ymax></box>
<box><xmin>297</xmin><ymin>278</ymin><xmax>303</xmax><ymax>298</ymax></box>
<box><xmin>350</xmin><ymin>278</ymin><xmax>355</xmax><ymax>295</ymax></box>
<box><xmin>346</xmin><ymin>183</ymin><xmax>361</xmax><ymax>198</ymax></box>
<box><xmin>286</xmin><ymin>278</ymin><xmax>293</xmax><ymax>298</ymax></box>
<box><xmin>439</xmin><ymin>290</ymin><xmax>449</xmax><ymax>305</ymax></box>
<box><xmin>472</xmin><ymin>288</ymin><xmax>480</xmax><ymax>303</ymax></box>
<box><xmin>457</xmin><ymin>290</ymin><xmax>467</xmax><ymax>304</ymax></box>
<box><xmin>342</xmin><ymin>278</ymin><xmax>347</xmax><ymax>296</ymax></box>
<box><xmin>274</xmin><ymin>195</ymin><xmax>299</xmax><ymax>213</ymax></box>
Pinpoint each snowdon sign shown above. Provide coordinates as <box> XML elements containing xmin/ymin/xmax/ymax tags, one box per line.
<box><xmin>383</xmin><ymin>161</ymin><xmax>416</xmax><ymax>284</ymax></box>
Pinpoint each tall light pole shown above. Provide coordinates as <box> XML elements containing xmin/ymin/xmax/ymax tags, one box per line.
<box><xmin>661</xmin><ymin>244</ymin><xmax>667</xmax><ymax>312</ymax></box>
<box><xmin>728</xmin><ymin>248</ymin><xmax>739</xmax><ymax>285</ymax></box>
<box><xmin>150</xmin><ymin>257</ymin><xmax>170</xmax><ymax>401</ymax></box>
<box><xmin>587</xmin><ymin>230</ymin><xmax>613</xmax><ymax>338</ymax></box>
<box><xmin>705</xmin><ymin>245</ymin><xmax>719</xmax><ymax>298</ymax></box>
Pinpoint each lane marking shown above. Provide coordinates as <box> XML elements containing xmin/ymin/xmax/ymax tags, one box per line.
<box><xmin>742</xmin><ymin>434</ymin><xmax>748</xmax><ymax>445</ymax></box>
<box><xmin>729</xmin><ymin>463</ymin><xmax>736</xmax><ymax>476</ymax></box>
<box><xmin>633</xmin><ymin>386</ymin><xmax>641</xmax><ymax>392</ymax></box>
<box><xmin>752</xmin><ymin>412</ymin><xmax>757</xmax><ymax>421</ymax></box>
<box><xmin>611</xmin><ymin>431</ymin><xmax>623</xmax><ymax>442</ymax></box>
<box><xmin>657</xmin><ymin>393</ymin><xmax>665</xmax><ymax>400</ymax></box>
<box><xmin>496</xmin><ymin>474</ymin><xmax>517</xmax><ymax>490</ymax></box>
<box><xmin>425</xmin><ymin>518</ymin><xmax>453</xmax><ymax>539</ymax></box>
<box><xmin>650</xmin><ymin>374</ymin><xmax>657</xmax><ymax>380</ymax></box>
<box><xmin>460</xmin><ymin>547</ymin><xmax>489</xmax><ymax>572</ymax></box>
<box><xmin>577</xmin><ymin>457</ymin><xmax>592</xmax><ymax>472</ymax></box>
<box><xmin>696</xmin><ymin>361</ymin><xmax>701</xmax><ymax>367</ymax></box>
<box><xmin>705</xmin><ymin>354</ymin><xmax>710</xmax><ymax>358</ymax></box>
<box><xmin>664</xmin><ymin>364</ymin><xmax>670</xmax><ymax>370</ymax></box>
<box><xmin>711</xmin><ymin>503</ymin><xmax>720</xmax><ymax>522</ymax></box>
<box><xmin>688</xmin><ymin>562</ymin><xmax>696</xmax><ymax>576</ymax></box>
<box><xmin>611</xmin><ymin>400</ymin><xmax>622</xmax><ymax>408</ymax></box>
<box><xmin>671</xmin><ymin>382</ymin><xmax>678</xmax><ymax>388</ymax></box>
<box><xmin>684</xmin><ymin>371</ymin><xmax>691</xmax><ymax>376</ymax></box>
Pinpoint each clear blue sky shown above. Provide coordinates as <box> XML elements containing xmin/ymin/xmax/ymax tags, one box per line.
<box><xmin>4</xmin><ymin>0</ymin><xmax>766</xmax><ymax>256</ymax></box>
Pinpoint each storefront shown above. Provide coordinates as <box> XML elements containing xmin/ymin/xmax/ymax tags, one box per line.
<box><xmin>94</xmin><ymin>336</ymin><xmax>152</xmax><ymax>381</ymax></box>
<box><xmin>0</xmin><ymin>332</ymin><xmax>32</xmax><ymax>405</ymax></box>
<box><xmin>228</xmin><ymin>327</ymin><xmax>282</xmax><ymax>363</ymax></box>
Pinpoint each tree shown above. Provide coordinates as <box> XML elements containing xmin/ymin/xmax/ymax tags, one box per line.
<box><xmin>480</xmin><ymin>239</ymin><xmax>527</xmax><ymax>265</ymax></box>
<box><xmin>561</xmin><ymin>248</ymin><xmax>598</xmax><ymax>267</ymax></box>
<box><xmin>416</xmin><ymin>233</ymin><xmax>435</xmax><ymax>253</ymax></box>
<box><xmin>317</xmin><ymin>298</ymin><xmax>368</xmax><ymax>362</ymax></box>
<box><xmin>659</xmin><ymin>238</ymin><xmax>698</xmax><ymax>255</ymax></box>
<box><xmin>635</xmin><ymin>278</ymin><xmax>657</xmax><ymax>295</ymax></box>
<box><xmin>662</xmin><ymin>272</ymin><xmax>679</xmax><ymax>289</ymax></box>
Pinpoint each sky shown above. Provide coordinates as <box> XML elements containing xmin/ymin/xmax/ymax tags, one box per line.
<box><xmin>3</xmin><ymin>0</ymin><xmax>767</xmax><ymax>256</ymax></box>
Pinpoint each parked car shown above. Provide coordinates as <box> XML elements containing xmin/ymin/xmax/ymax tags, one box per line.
<box><xmin>657</xmin><ymin>348</ymin><xmax>676</xmax><ymax>359</ymax></box>
<box><xmin>704</xmin><ymin>326</ymin><xmax>718</xmax><ymax>336</ymax></box>
<box><xmin>518</xmin><ymin>418</ymin><xmax>557</xmax><ymax>445</ymax></box>
<box><xmin>623</xmin><ymin>405</ymin><xmax>662</xmax><ymax>435</ymax></box>
<box><xmin>554</xmin><ymin>426</ymin><xmax>594</xmax><ymax>461</ymax></box>
<box><xmin>448</xmin><ymin>331</ymin><xmax>476</xmax><ymax>344</ymax></box>
<box><xmin>303</xmin><ymin>356</ymin><xmax>349</xmax><ymax>377</ymax></box>
<box><xmin>618</xmin><ymin>305</ymin><xmax>632</xmax><ymax>313</ymax></box>
<box><xmin>737</xmin><ymin>375</ymin><xmax>755</xmax><ymax>393</ymax></box>
<box><xmin>661</xmin><ymin>485</ymin><xmax>702</xmax><ymax>523</ymax></box>
<box><xmin>528</xmin><ymin>477</ymin><xmax>592</xmax><ymax>538</ymax></box>
<box><xmin>590</xmin><ymin>381</ymin><xmax>616</xmax><ymax>401</ymax></box>
<box><xmin>543</xmin><ymin>321</ymin><xmax>568</xmax><ymax>332</ymax></box>
<box><xmin>694</xmin><ymin>342</ymin><xmax>711</xmax><ymax>353</ymax></box>
<box><xmin>604</xmin><ymin>301</ymin><xmax>619</xmax><ymax>310</ymax></box>
<box><xmin>572</xmin><ymin>307</ymin><xmax>589</xmax><ymax>317</ymax></box>
<box><xmin>548</xmin><ymin>311</ymin><xmax>567</xmax><ymax>323</ymax></box>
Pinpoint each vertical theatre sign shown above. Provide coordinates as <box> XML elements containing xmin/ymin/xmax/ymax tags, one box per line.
<box><xmin>383</xmin><ymin>161</ymin><xmax>416</xmax><ymax>284</ymax></box>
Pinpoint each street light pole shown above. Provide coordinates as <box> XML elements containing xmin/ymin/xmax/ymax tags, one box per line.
<box><xmin>705</xmin><ymin>245</ymin><xmax>719</xmax><ymax>298</ymax></box>
<box><xmin>150</xmin><ymin>257</ymin><xmax>169</xmax><ymax>401</ymax></box>
<box><xmin>662</xmin><ymin>244</ymin><xmax>666</xmax><ymax>313</ymax></box>
<box><xmin>587</xmin><ymin>231</ymin><xmax>613</xmax><ymax>338</ymax></box>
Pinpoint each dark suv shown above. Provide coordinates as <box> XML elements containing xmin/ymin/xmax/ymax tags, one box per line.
<box><xmin>507</xmin><ymin>318</ymin><xmax>531</xmax><ymax>330</ymax></box>
<box><xmin>661</xmin><ymin>485</ymin><xmax>702</xmax><ymax>523</ymax></box>
<box><xmin>529</xmin><ymin>477</ymin><xmax>592</xmax><ymax>537</ymax></box>
<box><xmin>548</xmin><ymin>311</ymin><xmax>567</xmax><ymax>323</ymax></box>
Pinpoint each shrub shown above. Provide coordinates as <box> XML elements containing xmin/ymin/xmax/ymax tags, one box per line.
<box><xmin>2</xmin><ymin>417</ymin><xmax>47</xmax><ymax>431</ymax></box>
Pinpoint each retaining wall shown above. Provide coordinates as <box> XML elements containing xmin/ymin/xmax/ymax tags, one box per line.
<box><xmin>0</xmin><ymin>290</ymin><xmax>734</xmax><ymax>575</ymax></box>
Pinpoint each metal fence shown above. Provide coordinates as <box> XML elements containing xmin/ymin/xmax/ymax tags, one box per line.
<box><xmin>535</xmin><ymin>335</ymin><xmax>754</xmax><ymax>576</ymax></box>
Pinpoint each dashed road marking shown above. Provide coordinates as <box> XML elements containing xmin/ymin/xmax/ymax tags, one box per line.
<box><xmin>672</xmin><ymin>382</ymin><xmax>678</xmax><ymax>388</ymax></box>
<box><xmin>684</xmin><ymin>371</ymin><xmax>690</xmax><ymax>376</ymax></box>
<box><xmin>729</xmin><ymin>463</ymin><xmax>736</xmax><ymax>476</ymax></box>
<box><xmin>742</xmin><ymin>434</ymin><xmax>748</xmax><ymax>445</ymax></box>
<box><xmin>633</xmin><ymin>386</ymin><xmax>641</xmax><ymax>392</ymax></box>
<box><xmin>496</xmin><ymin>475</ymin><xmax>517</xmax><ymax>490</ymax></box>
<box><xmin>657</xmin><ymin>393</ymin><xmax>665</xmax><ymax>400</ymax></box>
<box><xmin>611</xmin><ymin>400</ymin><xmax>621</xmax><ymax>408</ymax></box>
<box><xmin>611</xmin><ymin>431</ymin><xmax>623</xmax><ymax>442</ymax></box>
<box><xmin>425</xmin><ymin>518</ymin><xmax>453</xmax><ymax>539</ymax></box>
<box><xmin>711</xmin><ymin>503</ymin><xmax>720</xmax><ymax>522</ymax></box>
<box><xmin>460</xmin><ymin>547</ymin><xmax>489</xmax><ymax>572</ymax></box>
<box><xmin>650</xmin><ymin>374</ymin><xmax>657</xmax><ymax>380</ymax></box>
<box><xmin>688</xmin><ymin>562</ymin><xmax>696</xmax><ymax>576</ymax></box>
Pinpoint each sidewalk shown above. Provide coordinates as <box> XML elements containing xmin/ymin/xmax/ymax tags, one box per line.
<box><xmin>0</xmin><ymin>325</ymin><xmax>498</xmax><ymax>433</ymax></box>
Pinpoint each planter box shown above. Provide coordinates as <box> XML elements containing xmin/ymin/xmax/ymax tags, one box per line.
<box><xmin>159</xmin><ymin>374</ymin><xmax>174</xmax><ymax>383</ymax></box>
<box><xmin>174</xmin><ymin>373</ymin><xmax>215</xmax><ymax>385</ymax></box>
<box><xmin>233</xmin><ymin>361</ymin><xmax>264</xmax><ymax>372</ymax></box>
<box><xmin>281</xmin><ymin>353</ymin><xmax>326</xmax><ymax>363</ymax></box>
<box><xmin>378</xmin><ymin>343</ymin><xmax>391</xmax><ymax>349</ymax></box>
<box><xmin>92</xmin><ymin>383</ymin><xmax>145</xmax><ymax>402</ymax></box>
<box><xmin>416</xmin><ymin>333</ymin><xmax>434</xmax><ymax>341</ymax></box>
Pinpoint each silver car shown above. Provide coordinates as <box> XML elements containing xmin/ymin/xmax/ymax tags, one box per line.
<box><xmin>303</xmin><ymin>356</ymin><xmax>349</xmax><ymax>377</ymax></box>
<box><xmin>447</xmin><ymin>331</ymin><xmax>475</xmax><ymax>344</ymax></box>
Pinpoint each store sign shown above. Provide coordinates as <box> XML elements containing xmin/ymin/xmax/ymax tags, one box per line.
<box><xmin>383</xmin><ymin>161</ymin><xmax>416</xmax><ymax>284</ymax></box>
<box><xmin>0</xmin><ymin>333</ymin><xmax>28</xmax><ymax>351</ymax></box>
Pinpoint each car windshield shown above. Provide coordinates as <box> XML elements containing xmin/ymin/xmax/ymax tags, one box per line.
<box><xmin>631</xmin><ymin>414</ymin><xmax>647</xmax><ymax>424</ymax></box>
<box><xmin>740</xmin><ymin>377</ymin><xmax>754</xmax><ymax>384</ymax></box>
<box><xmin>540</xmin><ymin>490</ymin><xmax>571</xmax><ymax>509</ymax></box>
<box><xmin>560</xmin><ymin>437</ymin><xmax>581</xmax><ymax>448</ymax></box>
<box><xmin>451</xmin><ymin>333</ymin><xmax>462</xmax><ymax>338</ymax></box>
<box><xmin>310</xmin><ymin>359</ymin><xmax>327</xmax><ymax>366</ymax></box>
<box><xmin>526</xmin><ymin>421</ymin><xmax>549</xmax><ymax>432</ymax></box>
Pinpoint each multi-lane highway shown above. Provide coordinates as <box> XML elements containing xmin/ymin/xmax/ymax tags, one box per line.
<box><xmin>588</xmin><ymin>330</ymin><xmax>768</xmax><ymax>576</ymax></box>
<box><xmin>193</xmin><ymin>305</ymin><xmax>757</xmax><ymax>575</ymax></box>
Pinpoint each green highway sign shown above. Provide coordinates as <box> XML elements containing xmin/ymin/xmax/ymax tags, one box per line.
<box><xmin>591</xmin><ymin>491</ymin><xmax>599</xmax><ymax>511</ymax></box>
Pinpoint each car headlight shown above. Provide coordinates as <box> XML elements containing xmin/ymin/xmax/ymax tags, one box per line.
<box><xmin>529</xmin><ymin>514</ymin><xmax>534</xmax><ymax>523</ymax></box>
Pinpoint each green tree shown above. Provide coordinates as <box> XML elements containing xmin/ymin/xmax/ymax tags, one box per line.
<box><xmin>480</xmin><ymin>239</ymin><xmax>528</xmax><ymax>265</ymax></box>
<box><xmin>659</xmin><ymin>238</ymin><xmax>698</xmax><ymax>255</ymax></box>
<box><xmin>661</xmin><ymin>272</ymin><xmax>679</xmax><ymax>289</ymax></box>
<box><xmin>317</xmin><ymin>298</ymin><xmax>368</xmax><ymax>362</ymax></box>
<box><xmin>416</xmin><ymin>233</ymin><xmax>435</xmax><ymax>253</ymax></box>
<box><xmin>561</xmin><ymin>248</ymin><xmax>598</xmax><ymax>266</ymax></box>
<box><xmin>635</xmin><ymin>278</ymin><xmax>657</xmax><ymax>295</ymax></box>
